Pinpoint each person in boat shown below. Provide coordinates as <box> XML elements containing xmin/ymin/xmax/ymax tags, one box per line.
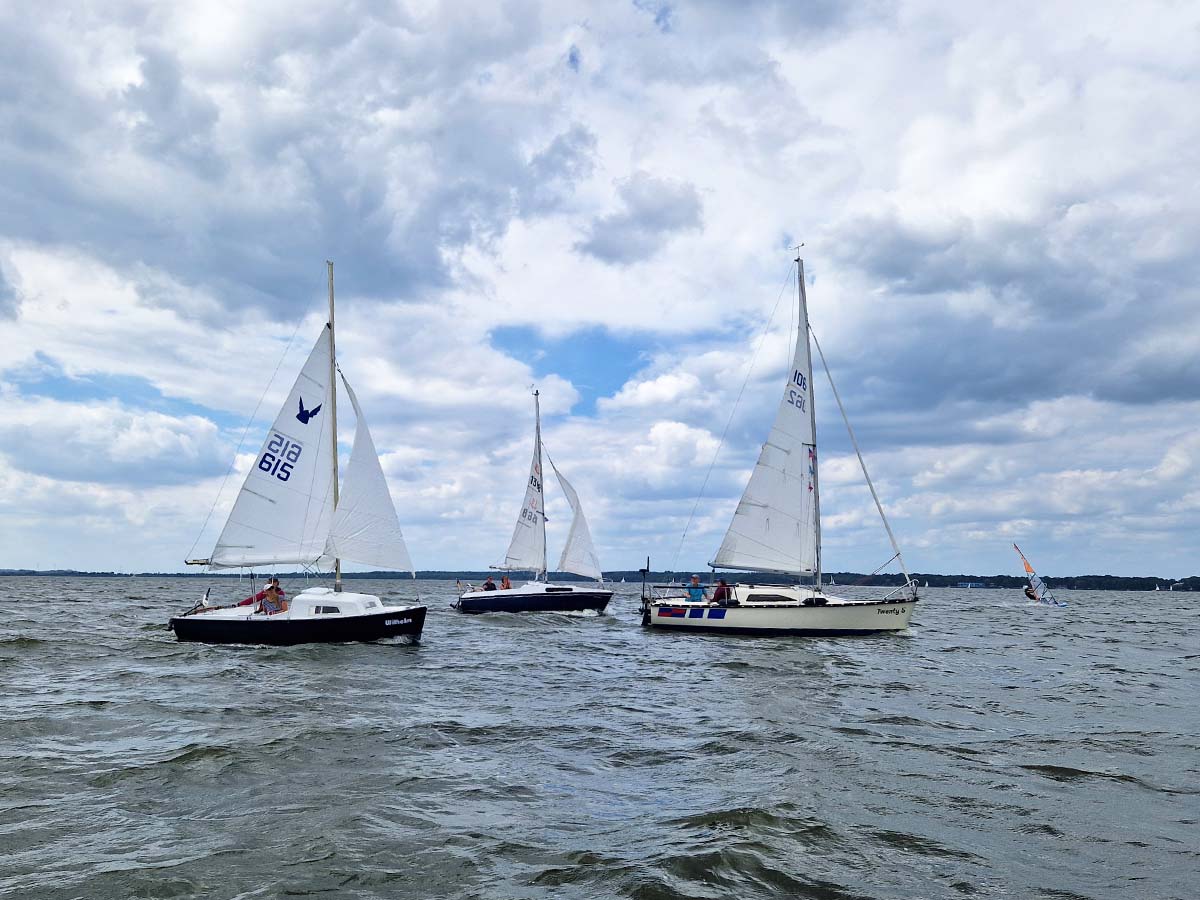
<box><xmin>685</xmin><ymin>575</ymin><xmax>707</xmax><ymax>603</ymax></box>
<box><xmin>483</xmin><ymin>576</ymin><xmax>498</xmax><ymax>591</ymax></box>
<box><xmin>237</xmin><ymin>577</ymin><xmax>286</xmax><ymax>607</ymax></box>
<box><xmin>500</xmin><ymin>575</ymin><xmax>512</xmax><ymax>590</ymax></box>
<box><xmin>259</xmin><ymin>584</ymin><xmax>287</xmax><ymax>615</ymax></box>
<box><xmin>712</xmin><ymin>579</ymin><xmax>733</xmax><ymax>604</ymax></box>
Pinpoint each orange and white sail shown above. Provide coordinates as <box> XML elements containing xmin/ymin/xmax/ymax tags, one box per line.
<box><xmin>1013</xmin><ymin>543</ymin><xmax>1058</xmax><ymax>604</ymax></box>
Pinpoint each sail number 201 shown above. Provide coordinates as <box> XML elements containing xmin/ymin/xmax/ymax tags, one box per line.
<box><xmin>786</xmin><ymin>369</ymin><xmax>808</xmax><ymax>412</ymax></box>
<box><xmin>258</xmin><ymin>432</ymin><xmax>303</xmax><ymax>482</ymax></box>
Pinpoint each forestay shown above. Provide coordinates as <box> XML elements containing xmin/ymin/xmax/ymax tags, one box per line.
<box><xmin>210</xmin><ymin>330</ymin><xmax>337</xmax><ymax>568</ymax></box>
<box><xmin>325</xmin><ymin>373</ymin><xmax>415</xmax><ymax>575</ymax></box>
<box><xmin>548</xmin><ymin>457</ymin><xmax>602</xmax><ymax>581</ymax></box>
<box><xmin>711</xmin><ymin>320</ymin><xmax>819</xmax><ymax>575</ymax></box>
<box><xmin>500</xmin><ymin>440</ymin><xmax>547</xmax><ymax>573</ymax></box>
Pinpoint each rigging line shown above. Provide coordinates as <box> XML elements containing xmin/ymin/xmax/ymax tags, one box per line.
<box><xmin>848</xmin><ymin>551</ymin><xmax>901</xmax><ymax>587</ymax></box>
<box><xmin>185</xmin><ymin>303</ymin><xmax>318</xmax><ymax>563</ymax></box>
<box><xmin>670</xmin><ymin>262</ymin><xmax>797</xmax><ymax>571</ymax></box>
<box><xmin>808</xmin><ymin>327</ymin><xmax>911</xmax><ymax>586</ymax></box>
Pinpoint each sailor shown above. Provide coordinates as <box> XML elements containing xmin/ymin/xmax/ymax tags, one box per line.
<box><xmin>237</xmin><ymin>577</ymin><xmax>286</xmax><ymax>607</ymax></box>
<box><xmin>685</xmin><ymin>575</ymin><xmax>707</xmax><ymax>603</ymax></box>
<box><xmin>500</xmin><ymin>575</ymin><xmax>512</xmax><ymax>590</ymax></box>
<box><xmin>483</xmin><ymin>576</ymin><xmax>498</xmax><ymax>591</ymax></box>
<box><xmin>1024</xmin><ymin>585</ymin><xmax>1038</xmax><ymax>602</ymax></box>
<box><xmin>712</xmin><ymin>579</ymin><xmax>732</xmax><ymax>604</ymax></box>
<box><xmin>260</xmin><ymin>584</ymin><xmax>287</xmax><ymax>615</ymax></box>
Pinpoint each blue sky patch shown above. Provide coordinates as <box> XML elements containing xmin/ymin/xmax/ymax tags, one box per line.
<box><xmin>490</xmin><ymin>325</ymin><xmax>655</xmax><ymax>415</ymax></box>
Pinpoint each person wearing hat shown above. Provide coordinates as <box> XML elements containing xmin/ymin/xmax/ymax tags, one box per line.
<box><xmin>685</xmin><ymin>574</ymin><xmax>707</xmax><ymax>603</ymax></box>
<box><xmin>236</xmin><ymin>577</ymin><xmax>286</xmax><ymax>608</ymax></box>
<box><xmin>482</xmin><ymin>575</ymin><xmax>498</xmax><ymax>591</ymax></box>
<box><xmin>259</xmin><ymin>583</ymin><xmax>288</xmax><ymax>615</ymax></box>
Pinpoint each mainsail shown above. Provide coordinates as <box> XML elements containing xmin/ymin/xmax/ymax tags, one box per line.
<box><xmin>711</xmin><ymin>304</ymin><xmax>819</xmax><ymax>575</ymax></box>
<box><xmin>209</xmin><ymin>330</ymin><xmax>337</xmax><ymax>568</ymax></box>
<box><xmin>325</xmin><ymin>373</ymin><xmax>415</xmax><ymax>575</ymax></box>
<box><xmin>494</xmin><ymin>391</ymin><xmax>605</xmax><ymax>581</ymax></box>
<box><xmin>500</xmin><ymin>436</ymin><xmax>547</xmax><ymax>574</ymax></box>
<box><xmin>547</xmin><ymin>456</ymin><xmax>602</xmax><ymax>581</ymax></box>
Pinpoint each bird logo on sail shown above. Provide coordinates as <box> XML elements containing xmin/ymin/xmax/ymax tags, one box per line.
<box><xmin>296</xmin><ymin>396</ymin><xmax>322</xmax><ymax>425</ymax></box>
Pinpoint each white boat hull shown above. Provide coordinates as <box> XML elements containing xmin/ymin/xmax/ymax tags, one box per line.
<box><xmin>642</xmin><ymin>585</ymin><xmax>916</xmax><ymax>635</ymax></box>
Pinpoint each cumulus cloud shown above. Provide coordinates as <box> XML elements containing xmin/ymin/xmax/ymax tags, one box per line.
<box><xmin>1</xmin><ymin>0</ymin><xmax>1199</xmax><ymax>578</ymax></box>
<box><xmin>575</xmin><ymin>172</ymin><xmax>703</xmax><ymax>264</ymax></box>
<box><xmin>0</xmin><ymin>391</ymin><xmax>227</xmax><ymax>485</ymax></box>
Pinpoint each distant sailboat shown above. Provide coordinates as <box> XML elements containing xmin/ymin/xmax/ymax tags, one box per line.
<box><xmin>640</xmin><ymin>255</ymin><xmax>918</xmax><ymax>635</ymax></box>
<box><xmin>1013</xmin><ymin>544</ymin><xmax>1066</xmax><ymax>608</ymax></box>
<box><xmin>455</xmin><ymin>391</ymin><xmax>612</xmax><ymax>614</ymax></box>
<box><xmin>170</xmin><ymin>262</ymin><xmax>427</xmax><ymax>644</ymax></box>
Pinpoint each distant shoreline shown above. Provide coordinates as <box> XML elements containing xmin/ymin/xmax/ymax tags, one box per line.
<box><xmin>1</xmin><ymin>569</ymin><xmax>1194</xmax><ymax>591</ymax></box>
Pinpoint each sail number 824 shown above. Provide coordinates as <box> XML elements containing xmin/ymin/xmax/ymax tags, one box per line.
<box><xmin>258</xmin><ymin>433</ymin><xmax>303</xmax><ymax>482</ymax></box>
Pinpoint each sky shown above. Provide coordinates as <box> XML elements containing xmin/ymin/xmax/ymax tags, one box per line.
<box><xmin>1</xmin><ymin>0</ymin><xmax>1198</xmax><ymax>577</ymax></box>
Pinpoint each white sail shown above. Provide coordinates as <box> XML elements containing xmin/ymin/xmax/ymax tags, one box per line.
<box><xmin>547</xmin><ymin>457</ymin><xmax>602</xmax><ymax>581</ymax></box>
<box><xmin>325</xmin><ymin>373</ymin><xmax>415</xmax><ymax>574</ymax></box>
<box><xmin>210</xmin><ymin>329</ymin><xmax>337</xmax><ymax>568</ymax></box>
<box><xmin>499</xmin><ymin>438</ymin><xmax>546</xmax><ymax>573</ymax></box>
<box><xmin>711</xmin><ymin>321</ymin><xmax>819</xmax><ymax>575</ymax></box>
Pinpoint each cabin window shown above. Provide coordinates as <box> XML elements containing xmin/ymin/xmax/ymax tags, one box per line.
<box><xmin>316</xmin><ymin>605</ymin><xmax>341</xmax><ymax>614</ymax></box>
<box><xmin>363</xmin><ymin>600</ymin><xmax>378</xmax><ymax>608</ymax></box>
<box><xmin>746</xmin><ymin>594</ymin><xmax>792</xmax><ymax>603</ymax></box>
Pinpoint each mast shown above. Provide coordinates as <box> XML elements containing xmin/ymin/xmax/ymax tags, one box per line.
<box><xmin>327</xmin><ymin>260</ymin><xmax>342</xmax><ymax>593</ymax></box>
<box><xmin>797</xmin><ymin>255</ymin><xmax>822</xmax><ymax>589</ymax></box>
<box><xmin>534</xmin><ymin>389</ymin><xmax>547</xmax><ymax>581</ymax></box>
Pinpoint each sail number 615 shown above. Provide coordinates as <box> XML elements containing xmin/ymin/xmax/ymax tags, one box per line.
<box><xmin>258</xmin><ymin>432</ymin><xmax>303</xmax><ymax>482</ymax></box>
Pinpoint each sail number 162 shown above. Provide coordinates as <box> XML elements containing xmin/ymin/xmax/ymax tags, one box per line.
<box><xmin>787</xmin><ymin>370</ymin><xmax>807</xmax><ymax>412</ymax></box>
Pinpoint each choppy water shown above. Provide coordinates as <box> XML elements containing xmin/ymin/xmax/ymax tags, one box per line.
<box><xmin>1</xmin><ymin>578</ymin><xmax>1196</xmax><ymax>899</ymax></box>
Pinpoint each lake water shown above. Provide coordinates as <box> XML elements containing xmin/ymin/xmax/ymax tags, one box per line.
<box><xmin>0</xmin><ymin>579</ymin><xmax>1196</xmax><ymax>899</ymax></box>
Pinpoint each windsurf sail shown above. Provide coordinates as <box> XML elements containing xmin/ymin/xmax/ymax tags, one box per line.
<box><xmin>1013</xmin><ymin>543</ymin><xmax>1063</xmax><ymax>606</ymax></box>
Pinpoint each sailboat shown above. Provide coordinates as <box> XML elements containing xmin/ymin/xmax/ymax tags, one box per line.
<box><xmin>640</xmin><ymin>255</ymin><xmax>918</xmax><ymax>635</ymax></box>
<box><xmin>1013</xmin><ymin>544</ymin><xmax>1066</xmax><ymax>607</ymax></box>
<box><xmin>455</xmin><ymin>391</ymin><xmax>613</xmax><ymax>614</ymax></box>
<box><xmin>169</xmin><ymin>263</ymin><xmax>427</xmax><ymax>644</ymax></box>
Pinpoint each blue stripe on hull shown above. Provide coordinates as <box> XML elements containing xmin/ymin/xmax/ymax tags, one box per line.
<box><xmin>646</xmin><ymin>621</ymin><xmax>903</xmax><ymax>636</ymax></box>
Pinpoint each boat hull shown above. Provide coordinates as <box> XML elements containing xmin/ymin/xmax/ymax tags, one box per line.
<box><xmin>170</xmin><ymin>605</ymin><xmax>427</xmax><ymax>645</ymax></box>
<box><xmin>643</xmin><ymin>598</ymin><xmax>916</xmax><ymax>635</ymax></box>
<box><xmin>456</xmin><ymin>587</ymin><xmax>612</xmax><ymax>614</ymax></box>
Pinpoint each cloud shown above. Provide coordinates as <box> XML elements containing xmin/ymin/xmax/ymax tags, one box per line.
<box><xmin>0</xmin><ymin>390</ymin><xmax>227</xmax><ymax>486</ymax></box>
<box><xmin>575</xmin><ymin>172</ymin><xmax>703</xmax><ymax>264</ymax></box>
<box><xmin>0</xmin><ymin>266</ymin><xmax>15</xmax><ymax>319</ymax></box>
<box><xmin>2</xmin><ymin>0</ymin><xmax>1200</xmax><ymax>579</ymax></box>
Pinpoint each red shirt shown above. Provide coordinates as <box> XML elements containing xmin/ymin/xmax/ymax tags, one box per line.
<box><xmin>236</xmin><ymin>587</ymin><xmax>286</xmax><ymax>607</ymax></box>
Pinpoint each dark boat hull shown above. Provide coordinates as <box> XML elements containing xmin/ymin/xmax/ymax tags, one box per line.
<box><xmin>456</xmin><ymin>591</ymin><xmax>612</xmax><ymax>615</ymax></box>
<box><xmin>169</xmin><ymin>606</ymin><xmax>427</xmax><ymax>645</ymax></box>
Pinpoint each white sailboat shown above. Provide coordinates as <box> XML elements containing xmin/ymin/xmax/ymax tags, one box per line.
<box><xmin>456</xmin><ymin>391</ymin><xmax>612</xmax><ymax>614</ymax></box>
<box><xmin>641</xmin><ymin>255</ymin><xmax>918</xmax><ymax>635</ymax></box>
<box><xmin>170</xmin><ymin>263</ymin><xmax>426</xmax><ymax>644</ymax></box>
